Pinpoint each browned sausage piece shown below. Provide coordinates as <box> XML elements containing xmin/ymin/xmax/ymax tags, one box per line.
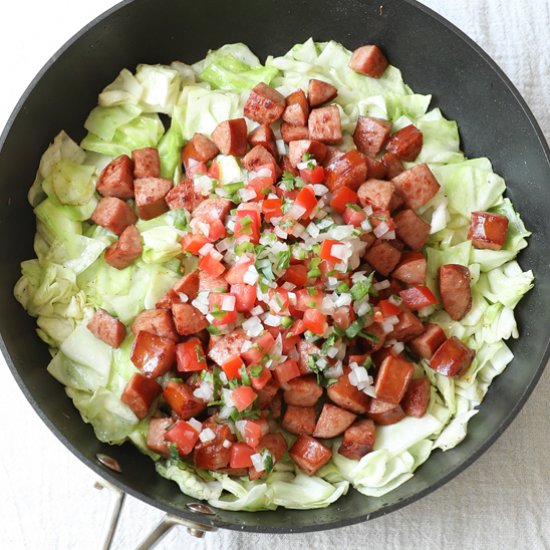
<box><xmin>121</xmin><ymin>373</ymin><xmax>162</xmax><ymax>419</ymax></box>
<box><xmin>211</xmin><ymin>118</ymin><xmax>248</xmax><ymax>156</ymax></box>
<box><xmin>308</xmin><ymin>105</ymin><xmax>343</xmax><ymax>144</ymax></box>
<box><xmin>386</xmin><ymin>125</ymin><xmax>423</xmax><ymax>162</ymax></box>
<box><xmin>244</xmin><ymin>82</ymin><xmax>286</xmax><ymax>124</ymax></box>
<box><xmin>173</xmin><ymin>270</ymin><xmax>200</xmax><ymax>300</ymax></box>
<box><xmin>146</xmin><ymin>417</ymin><xmax>172</xmax><ymax>457</ymax></box>
<box><xmin>281</xmin><ymin>405</ymin><xmax>316</xmax><ymax>435</ymax></box>
<box><xmin>288</xmin><ymin>139</ymin><xmax>328</xmax><ymax>167</ymax></box>
<box><xmin>325</xmin><ymin>150</ymin><xmax>368</xmax><ymax>192</ymax></box>
<box><xmin>282</xmin><ymin>89</ymin><xmax>310</xmax><ymax>126</ymax></box>
<box><xmin>242</xmin><ymin>144</ymin><xmax>277</xmax><ymax>172</ymax></box>
<box><xmin>296</xmin><ymin>340</ymin><xmax>321</xmax><ymax>375</ymax></box>
<box><xmin>408</xmin><ymin>323</ymin><xmax>446</xmax><ymax>359</ymax></box>
<box><xmin>131</xmin><ymin>308</ymin><xmax>179</xmax><ymax>341</ymax></box>
<box><xmin>91</xmin><ymin>197</ymin><xmax>137</xmax><ymax>236</ymax></box>
<box><xmin>134</xmin><ymin>177</ymin><xmax>172</xmax><ymax>220</ymax></box>
<box><xmin>200</xmin><ymin>271</ymin><xmax>229</xmax><ymax>293</ymax></box>
<box><xmin>256</xmin><ymin>378</ymin><xmax>280</xmax><ymax>410</ymax></box>
<box><xmin>207</xmin><ymin>329</ymin><xmax>247</xmax><ymax>366</ymax></box>
<box><xmin>364</xmin><ymin>155</ymin><xmax>387</xmax><ymax>180</ymax></box>
<box><xmin>365</xmin><ymin>240</ymin><xmax>402</xmax><ymax>277</ymax></box>
<box><xmin>87</xmin><ymin>309</ymin><xmax>126</xmax><ymax>348</ymax></box>
<box><xmin>349</xmin><ymin>45</ymin><xmax>389</xmax><ymax>78</ymax></box>
<box><xmin>165</xmin><ymin>179</ymin><xmax>201</xmax><ymax>211</ymax></box>
<box><xmin>280</xmin><ymin>154</ymin><xmax>298</xmax><ymax>177</ymax></box>
<box><xmin>96</xmin><ymin>154</ymin><xmax>134</xmax><ymax>199</ymax></box>
<box><xmin>338</xmin><ymin>418</ymin><xmax>376</xmax><ymax>460</ymax></box>
<box><xmin>313</xmin><ymin>403</ymin><xmax>357</xmax><ymax>438</ymax></box>
<box><xmin>191</xmin><ymin>197</ymin><xmax>232</xmax><ymax>223</ymax></box>
<box><xmin>308</xmin><ymin>78</ymin><xmax>338</xmax><ymax>107</ymax></box>
<box><xmin>163</xmin><ymin>380</ymin><xmax>206</xmax><ymax>420</ymax></box>
<box><xmin>104</xmin><ymin>224</ymin><xmax>142</xmax><ymax>270</ymax></box>
<box><xmin>353</xmin><ymin>116</ymin><xmax>392</xmax><ymax>157</ymax></box>
<box><xmin>193</xmin><ymin>419</ymin><xmax>234</xmax><ymax>470</ymax></box>
<box><xmin>327</xmin><ymin>366</ymin><xmax>371</xmax><ymax>414</ymax></box>
<box><xmin>468</xmin><ymin>211</ymin><xmax>509</xmax><ymax>250</ymax></box>
<box><xmin>132</xmin><ymin>147</ymin><xmax>161</xmax><ymax>178</ymax></box>
<box><xmin>283</xmin><ymin>375</ymin><xmax>323</xmax><ymax>407</ymax></box>
<box><xmin>374</xmin><ymin>355</ymin><xmax>414</xmax><ymax>404</ymax></box>
<box><xmin>401</xmin><ymin>377</ymin><xmax>431</xmax><ymax>418</ymax></box>
<box><xmin>362</xmin><ymin>322</ymin><xmax>387</xmax><ymax>352</ymax></box>
<box><xmin>248</xmin><ymin>123</ymin><xmax>278</xmax><ymax>158</ymax></box>
<box><xmin>439</xmin><ymin>264</ymin><xmax>472</xmax><ymax>321</ymax></box>
<box><xmin>289</xmin><ymin>435</ymin><xmax>333</xmax><ymax>475</ymax></box>
<box><xmin>357</xmin><ymin>179</ymin><xmax>394</xmax><ymax>211</ymax></box>
<box><xmin>367</xmin><ymin>399</ymin><xmax>405</xmax><ymax>425</ymax></box>
<box><xmin>181</xmin><ymin>133</ymin><xmax>220</xmax><ymax>169</ymax></box>
<box><xmin>171</xmin><ymin>303</ymin><xmax>208</xmax><ymax>336</ymax></box>
<box><xmin>281</xmin><ymin>123</ymin><xmax>309</xmax><ymax>143</ymax></box>
<box><xmin>430</xmin><ymin>336</ymin><xmax>475</xmax><ymax>377</ymax></box>
<box><xmin>392</xmin><ymin>164</ymin><xmax>440</xmax><ymax>210</ymax></box>
<box><xmin>249</xmin><ymin>431</ymin><xmax>289</xmax><ymax>480</ymax></box>
<box><xmin>131</xmin><ymin>330</ymin><xmax>176</xmax><ymax>378</ymax></box>
<box><xmin>392</xmin><ymin>251</ymin><xmax>427</xmax><ymax>285</ymax></box>
<box><xmin>382</xmin><ymin>151</ymin><xmax>404</xmax><ymax>179</ymax></box>
<box><xmin>394</xmin><ymin>209</ymin><xmax>431</xmax><ymax>251</ymax></box>
<box><xmin>389</xmin><ymin>310</ymin><xmax>425</xmax><ymax>341</ymax></box>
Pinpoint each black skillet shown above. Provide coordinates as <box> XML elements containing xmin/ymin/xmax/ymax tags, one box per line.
<box><xmin>1</xmin><ymin>0</ymin><xmax>549</xmax><ymax>534</ymax></box>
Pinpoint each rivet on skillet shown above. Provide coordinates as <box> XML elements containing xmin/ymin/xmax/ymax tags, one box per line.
<box><xmin>96</xmin><ymin>453</ymin><xmax>122</xmax><ymax>473</ymax></box>
<box><xmin>186</xmin><ymin>502</ymin><xmax>216</xmax><ymax>515</ymax></box>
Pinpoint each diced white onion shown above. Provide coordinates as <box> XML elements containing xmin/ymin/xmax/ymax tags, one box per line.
<box><xmin>276</xmin><ymin>139</ymin><xmax>287</xmax><ymax>156</ymax></box>
<box><xmin>381</xmin><ymin>230</ymin><xmax>396</xmax><ymax>240</ymax></box>
<box><xmin>188</xmin><ymin>418</ymin><xmax>202</xmax><ymax>432</ymax></box>
<box><xmin>374</xmin><ymin>280</ymin><xmax>391</xmax><ymax>291</ymax></box>
<box><xmin>193</xmin><ymin>381</ymin><xmax>214</xmax><ymax>402</ymax></box>
<box><xmin>288</xmin><ymin>291</ymin><xmax>297</xmax><ymax>305</ymax></box>
<box><xmin>361</xmin><ymin>219</ymin><xmax>372</xmax><ymax>232</ymax></box>
<box><xmin>250</xmin><ymin>305</ymin><xmax>265</xmax><ymax>316</ymax></box>
<box><xmin>274</xmin><ymin>225</ymin><xmax>288</xmax><ymax>239</ymax></box>
<box><xmin>334</xmin><ymin>293</ymin><xmax>352</xmax><ymax>307</ymax></box>
<box><xmin>292</xmin><ymin>223</ymin><xmax>306</xmax><ymax>237</ymax></box>
<box><xmin>198</xmin><ymin>221</ymin><xmax>210</xmax><ymax>237</ymax></box>
<box><xmin>321</xmin><ymin>295</ymin><xmax>336</xmax><ymax>315</ymax></box>
<box><xmin>243</xmin><ymin>265</ymin><xmax>259</xmax><ymax>285</ymax></box>
<box><xmin>351</xmin><ymin>271</ymin><xmax>367</xmax><ymax>283</ymax></box>
<box><xmin>381</xmin><ymin>319</ymin><xmax>396</xmax><ymax>334</ymax></box>
<box><xmin>281</xmin><ymin>281</ymin><xmax>296</xmax><ymax>291</ymax></box>
<box><xmin>234</xmin><ymin>420</ymin><xmax>247</xmax><ymax>437</ymax></box>
<box><xmin>221</xmin><ymin>294</ymin><xmax>236</xmax><ymax>311</ymax></box>
<box><xmin>264</xmin><ymin>313</ymin><xmax>282</xmax><ymax>327</ymax></box>
<box><xmin>219</xmin><ymin>371</ymin><xmax>229</xmax><ymax>385</ymax></box>
<box><xmin>222</xmin><ymin>439</ymin><xmax>232</xmax><ymax>449</ymax></box>
<box><xmin>177</xmin><ymin>292</ymin><xmax>189</xmax><ymax>303</ymax></box>
<box><xmin>392</xmin><ymin>341</ymin><xmax>405</xmax><ymax>354</ymax></box>
<box><xmin>364</xmin><ymin>204</ymin><xmax>373</xmax><ymax>215</ymax></box>
<box><xmin>373</xmin><ymin>221</ymin><xmax>389</xmax><ymax>238</ymax></box>
<box><xmin>327</xmin><ymin>346</ymin><xmax>339</xmax><ymax>359</ymax></box>
<box><xmin>288</xmin><ymin>204</ymin><xmax>307</xmax><ymax>219</ymax></box>
<box><xmin>199</xmin><ymin>427</ymin><xmax>216</xmax><ymax>443</ymax></box>
<box><xmin>330</xmin><ymin>243</ymin><xmax>347</xmax><ymax>260</ymax></box>
<box><xmin>388</xmin><ymin>295</ymin><xmax>402</xmax><ymax>306</ymax></box>
<box><xmin>355</xmin><ymin>300</ymin><xmax>370</xmax><ymax>316</ymax></box>
<box><xmin>242</xmin><ymin>316</ymin><xmax>264</xmax><ymax>338</ymax></box>
<box><xmin>385</xmin><ymin>314</ymin><xmax>400</xmax><ymax>326</ymax></box>
<box><xmin>240</xmin><ymin>340</ymin><xmax>253</xmax><ymax>353</ymax></box>
<box><xmin>324</xmin><ymin>362</ymin><xmax>344</xmax><ymax>378</ymax></box>
<box><xmin>251</xmin><ymin>453</ymin><xmax>266</xmax><ymax>472</ymax></box>
<box><xmin>239</xmin><ymin>188</ymin><xmax>257</xmax><ymax>202</ymax></box>
<box><xmin>312</xmin><ymin>184</ymin><xmax>329</xmax><ymax>196</ymax></box>
<box><xmin>306</xmin><ymin>223</ymin><xmax>320</xmax><ymax>238</ymax></box>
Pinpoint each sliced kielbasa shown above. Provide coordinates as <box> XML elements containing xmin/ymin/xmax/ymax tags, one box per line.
<box><xmin>468</xmin><ymin>211</ymin><xmax>509</xmax><ymax>250</ymax></box>
<box><xmin>131</xmin><ymin>309</ymin><xmax>179</xmax><ymax>341</ymax></box>
<box><xmin>121</xmin><ymin>373</ymin><xmax>162</xmax><ymax>419</ymax></box>
<box><xmin>365</xmin><ymin>240</ymin><xmax>402</xmax><ymax>276</ymax></box>
<box><xmin>327</xmin><ymin>366</ymin><xmax>371</xmax><ymax>414</ymax></box>
<box><xmin>248</xmin><ymin>123</ymin><xmax>278</xmax><ymax>158</ymax></box>
<box><xmin>357</xmin><ymin>179</ymin><xmax>394</xmax><ymax>211</ymax></box>
<box><xmin>389</xmin><ymin>310</ymin><xmax>425</xmax><ymax>341</ymax></box>
<box><xmin>374</xmin><ymin>355</ymin><xmax>414</xmax><ymax>404</ymax></box>
<box><xmin>132</xmin><ymin>147</ymin><xmax>161</xmax><ymax>178</ymax></box>
<box><xmin>308</xmin><ymin>78</ymin><xmax>337</xmax><ymax>107</ymax></box>
<box><xmin>392</xmin><ymin>251</ymin><xmax>427</xmax><ymax>285</ymax></box>
<box><xmin>134</xmin><ymin>177</ymin><xmax>172</xmax><ymax>220</ymax></box>
<box><xmin>296</xmin><ymin>340</ymin><xmax>321</xmax><ymax>374</ymax></box>
<box><xmin>87</xmin><ymin>309</ymin><xmax>126</xmax><ymax>348</ymax></box>
<box><xmin>349</xmin><ymin>45</ymin><xmax>389</xmax><ymax>78</ymax></box>
<box><xmin>211</xmin><ymin>118</ymin><xmax>248</xmax><ymax>156</ymax></box>
<box><xmin>289</xmin><ymin>435</ymin><xmax>333</xmax><ymax>475</ymax></box>
<box><xmin>401</xmin><ymin>377</ymin><xmax>431</xmax><ymax>418</ymax></box>
<box><xmin>104</xmin><ymin>224</ymin><xmax>142</xmax><ymax>270</ymax></box>
<box><xmin>392</xmin><ymin>164</ymin><xmax>440</xmax><ymax>210</ymax></box>
<box><xmin>283</xmin><ymin>375</ymin><xmax>323</xmax><ymax>407</ymax></box>
<box><xmin>244</xmin><ymin>82</ymin><xmax>286</xmax><ymax>124</ymax></box>
<box><xmin>96</xmin><ymin>155</ymin><xmax>134</xmax><ymax>199</ymax></box>
<box><xmin>182</xmin><ymin>133</ymin><xmax>219</xmax><ymax>169</ymax></box>
<box><xmin>199</xmin><ymin>271</ymin><xmax>229</xmax><ymax>293</ymax></box>
<box><xmin>431</xmin><ymin>336</ymin><xmax>475</xmax><ymax>378</ymax></box>
<box><xmin>367</xmin><ymin>399</ymin><xmax>405</xmax><ymax>425</ymax></box>
<box><xmin>242</xmin><ymin>144</ymin><xmax>277</xmax><ymax>172</ymax></box>
<box><xmin>208</xmin><ymin>329</ymin><xmax>247</xmax><ymax>366</ymax></box>
<box><xmin>191</xmin><ymin>197</ymin><xmax>232</xmax><ymax>223</ymax></box>
<box><xmin>131</xmin><ymin>331</ymin><xmax>176</xmax><ymax>378</ymax></box>
<box><xmin>439</xmin><ymin>264</ymin><xmax>472</xmax><ymax>321</ymax></box>
<box><xmin>163</xmin><ymin>380</ymin><xmax>207</xmax><ymax>419</ymax></box>
<box><xmin>282</xmin><ymin>405</ymin><xmax>316</xmax><ymax>435</ymax></box>
<box><xmin>91</xmin><ymin>196</ymin><xmax>137</xmax><ymax>236</ymax></box>
<box><xmin>165</xmin><ymin>179</ymin><xmax>201</xmax><ymax>211</ymax></box>
<box><xmin>282</xmin><ymin>89</ymin><xmax>310</xmax><ymax>126</ymax></box>
<box><xmin>382</xmin><ymin>151</ymin><xmax>404</xmax><ymax>179</ymax></box>
<box><xmin>174</xmin><ymin>270</ymin><xmax>200</xmax><ymax>300</ymax></box>
<box><xmin>325</xmin><ymin>150</ymin><xmax>368</xmax><ymax>192</ymax></box>
<box><xmin>172</xmin><ymin>303</ymin><xmax>208</xmax><ymax>335</ymax></box>
<box><xmin>313</xmin><ymin>403</ymin><xmax>357</xmax><ymax>438</ymax></box>
<box><xmin>394</xmin><ymin>209</ymin><xmax>431</xmax><ymax>251</ymax></box>
<box><xmin>338</xmin><ymin>418</ymin><xmax>376</xmax><ymax>460</ymax></box>
<box><xmin>194</xmin><ymin>419</ymin><xmax>235</xmax><ymax>469</ymax></box>
<box><xmin>364</xmin><ymin>155</ymin><xmax>387</xmax><ymax>180</ymax></box>
<box><xmin>146</xmin><ymin>417</ymin><xmax>173</xmax><ymax>457</ymax></box>
<box><xmin>308</xmin><ymin>105</ymin><xmax>342</xmax><ymax>144</ymax></box>
<box><xmin>353</xmin><ymin>116</ymin><xmax>392</xmax><ymax>157</ymax></box>
<box><xmin>288</xmin><ymin>139</ymin><xmax>328</xmax><ymax>167</ymax></box>
<box><xmin>281</xmin><ymin>123</ymin><xmax>309</xmax><ymax>143</ymax></box>
<box><xmin>408</xmin><ymin>323</ymin><xmax>446</xmax><ymax>359</ymax></box>
<box><xmin>386</xmin><ymin>125</ymin><xmax>423</xmax><ymax>161</ymax></box>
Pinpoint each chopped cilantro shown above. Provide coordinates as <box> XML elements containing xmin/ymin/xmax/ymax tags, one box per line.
<box><xmin>302</xmin><ymin>152</ymin><xmax>313</xmax><ymax>161</ymax></box>
<box><xmin>249</xmin><ymin>365</ymin><xmax>263</xmax><ymax>377</ymax></box>
<box><xmin>350</xmin><ymin>280</ymin><xmax>371</xmax><ymax>301</ymax></box>
<box><xmin>276</xmin><ymin>249</ymin><xmax>291</xmax><ymax>271</ymax></box>
<box><xmin>307</xmin><ymin>257</ymin><xmax>322</xmax><ymax>278</ymax></box>
<box><xmin>345</xmin><ymin>318</ymin><xmax>365</xmax><ymax>338</ymax></box>
<box><xmin>207</xmin><ymin>325</ymin><xmax>220</xmax><ymax>335</ymax></box>
<box><xmin>281</xmin><ymin>316</ymin><xmax>293</xmax><ymax>329</ymax></box>
<box><xmin>337</xmin><ymin>281</ymin><xmax>350</xmax><ymax>293</ymax></box>
<box><xmin>345</xmin><ymin>202</ymin><xmax>362</xmax><ymax>212</ymax></box>
<box><xmin>195</xmin><ymin>344</ymin><xmax>206</xmax><ymax>363</ymax></box>
<box><xmin>169</xmin><ymin>443</ymin><xmax>180</xmax><ymax>461</ymax></box>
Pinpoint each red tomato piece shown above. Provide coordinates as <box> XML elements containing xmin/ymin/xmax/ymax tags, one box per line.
<box><xmin>299</xmin><ymin>165</ymin><xmax>325</xmax><ymax>184</ymax></box>
<box><xmin>186</xmin><ymin>161</ymin><xmax>208</xmax><ymax>177</ymax></box>
<box><xmin>231</xmin><ymin>386</ymin><xmax>258</xmax><ymax>412</ymax></box>
<box><xmin>330</xmin><ymin>185</ymin><xmax>358</xmax><ymax>214</ymax></box>
<box><xmin>319</xmin><ymin>239</ymin><xmax>345</xmax><ymax>263</ymax></box>
<box><xmin>225</xmin><ymin>255</ymin><xmax>254</xmax><ymax>285</ymax></box>
<box><xmin>378</xmin><ymin>299</ymin><xmax>401</xmax><ymax>317</ymax></box>
<box><xmin>207</xmin><ymin>160</ymin><xmax>219</xmax><ymax>179</ymax></box>
<box><xmin>273</xmin><ymin>358</ymin><xmax>301</xmax><ymax>385</ymax></box>
<box><xmin>176</xmin><ymin>338</ymin><xmax>207</xmax><ymax>372</ymax></box>
<box><xmin>248</xmin><ymin>364</ymin><xmax>272</xmax><ymax>390</ymax></box>
<box><xmin>399</xmin><ymin>285</ymin><xmax>438</xmax><ymax>310</ymax></box>
<box><xmin>267</xmin><ymin>288</ymin><xmax>290</xmax><ymax>314</ymax></box>
<box><xmin>303</xmin><ymin>309</ymin><xmax>328</xmax><ymax>335</ymax></box>
<box><xmin>221</xmin><ymin>355</ymin><xmax>244</xmax><ymax>380</ymax></box>
<box><xmin>283</xmin><ymin>264</ymin><xmax>309</xmax><ymax>287</ymax></box>
<box><xmin>199</xmin><ymin>253</ymin><xmax>226</xmax><ymax>278</ymax></box>
<box><xmin>247</xmin><ymin>176</ymin><xmax>274</xmax><ymax>200</ymax></box>
<box><xmin>182</xmin><ymin>233</ymin><xmax>209</xmax><ymax>255</ymax></box>
<box><xmin>207</xmin><ymin>219</ymin><xmax>226</xmax><ymax>241</ymax></box>
<box><xmin>229</xmin><ymin>442</ymin><xmax>255</xmax><ymax>468</ymax></box>
<box><xmin>242</xmin><ymin>420</ymin><xmax>264</xmax><ymax>448</ymax></box>
<box><xmin>294</xmin><ymin>186</ymin><xmax>318</xmax><ymax>218</ymax></box>
<box><xmin>234</xmin><ymin>209</ymin><xmax>261</xmax><ymax>243</ymax></box>
<box><xmin>209</xmin><ymin>292</ymin><xmax>237</xmax><ymax>326</ymax></box>
<box><xmin>262</xmin><ymin>197</ymin><xmax>283</xmax><ymax>221</ymax></box>
<box><xmin>251</xmin><ymin>163</ymin><xmax>277</xmax><ymax>184</ymax></box>
<box><xmin>241</xmin><ymin>331</ymin><xmax>276</xmax><ymax>364</ymax></box>
<box><xmin>164</xmin><ymin>420</ymin><xmax>200</xmax><ymax>456</ymax></box>
<box><xmin>230</xmin><ymin>283</ymin><xmax>257</xmax><ymax>312</ymax></box>
<box><xmin>295</xmin><ymin>288</ymin><xmax>324</xmax><ymax>311</ymax></box>
<box><xmin>342</xmin><ymin>206</ymin><xmax>367</xmax><ymax>227</ymax></box>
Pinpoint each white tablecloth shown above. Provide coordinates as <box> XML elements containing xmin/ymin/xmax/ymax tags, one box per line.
<box><xmin>1</xmin><ymin>1</ymin><xmax>549</xmax><ymax>548</ymax></box>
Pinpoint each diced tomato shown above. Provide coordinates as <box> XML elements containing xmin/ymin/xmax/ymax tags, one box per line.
<box><xmin>209</xmin><ymin>292</ymin><xmax>237</xmax><ymax>326</ymax></box>
<box><xmin>231</xmin><ymin>385</ymin><xmax>257</xmax><ymax>412</ymax></box>
<box><xmin>343</xmin><ymin>206</ymin><xmax>367</xmax><ymax>227</ymax></box>
<box><xmin>182</xmin><ymin>233</ymin><xmax>209</xmax><ymax>255</ymax></box>
<box><xmin>295</xmin><ymin>288</ymin><xmax>324</xmax><ymax>311</ymax></box>
<box><xmin>237</xmin><ymin>203</ymin><xmax>262</xmax><ymax>226</ymax></box>
<box><xmin>399</xmin><ymin>285</ymin><xmax>438</xmax><ymax>310</ymax></box>
<box><xmin>199</xmin><ymin>253</ymin><xmax>226</xmax><ymax>278</ymax></box>
<box><xmin>378</xmin><ymin>299</ymin><xmax>401</xmax><ymax>317</ymax></box>
<box><xmin>234</xmin><ymin>209</ymin><xmax>260</xmax><ymax>243</ymax></box>
<box><xmin>208</xmin><ymin>160</ymin><xmax>220</xmax><ymax>180</ymax></box>
<box><xmin>247</xmin><ymin>176</ymin><xmax>274</xmax><ymax>200</ymax></box>
<box><xmin>187</xmin><ymin>161</ymin><xmax>208</xmax><ymax>177</ymax></box>
<box><xmin>267</xmin><ymin>288</ymin><xmax>290</xmax><ymax>315</ymax></box>
<box><xmin>164</xmin><ymin>420</ymin><xmax>200</xmax><ymax>456</ymax></box>
<box><xmin>207</xmin><ymin>219</ymin><xmax>226</xmax><ymax>241</ymax></box>
<box><xmin>221</xmin><ymin>355</ymin><xmax>244</xmax><ymax>380</ymax></box>
<box><xmin>248</xmin><ymin>364</ymin><xmax>272</xmax><ymax>390</ymax></box>
<box><xmin>273</xmin><ymin>359</ymin><xmax>301</xmax><ymax>385</ymax></box>
<box><xmin>242</xmin><ymin>420</ymin><xmax>264</xmax><ymax>448</ymax></box>
<box><xmin>283</xmin><ymin>264</ymin><xmax>309</xmax><ymax>287</ymax></box>
<box><xmin>294</xmin><ymin>186</ymin><xmax>318</xmax><ymax>218</ymax></box>
<box><xmin>299</xmin><ymin>165</ymin><xmax>325</xmax><ymax>184</ymax></box>
<box><xmin>303</xmin><ymin>309</ymin><xmax>328</xmax><ymax>335</ymax></box>
<box><xmin>262</xmin><ymin>198</ymin><xmax>283</xmax><ymax>221</ymax></box>
<box><xmin>369</xmin><ymin>210</ymin><xmax>395</xmax><ymax>231</ymax></box>
<box><xmin>229</xmin><ymin>442</ymin><xmax>255</xmax><ymax>468</ymax></box>
<box><xmin>230</xmin><ymin>283</ymin><xmax>257</xmax><ymax>312</ymax></box>
<box><xmin>330</xmin><ymin>186</ymin><xmax>358</xmax><ymax>214</ymax></box>
<box><xmin>319</xmin><ymin>239</ymin><xmax>346</xmax><ymax>263</ymax></box>
<box><xmin>176</xmin><ymin>338</ymin><xmax>207</xmax><ymax>372</ymax></box>
<box><xmin>241</xmin><ymin>331</ymin><xmax>276</xmax><ymax>364</ymax></box>
<box><xmin>225</xmin><ymin>255</ymin><xmax>254</xmax><ymax>285</ymax></box>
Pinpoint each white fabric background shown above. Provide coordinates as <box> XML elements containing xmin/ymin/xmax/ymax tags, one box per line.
<box><xmin>1</xmin><ymin>1</ymin><xmax>549</xmax><ymax>548</ymax></box>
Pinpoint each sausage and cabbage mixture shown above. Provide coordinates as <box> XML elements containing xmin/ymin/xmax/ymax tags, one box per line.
<box><xmin>16</xmin><ymin>40</ymin><xmax>532</xmax><ymax>510</ymax></box>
